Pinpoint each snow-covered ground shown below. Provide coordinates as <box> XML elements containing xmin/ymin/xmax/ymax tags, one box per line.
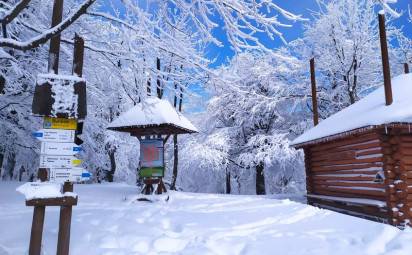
<box><xmin>1</xmin><ymin>182</ymin><xmax>412</xmax><ymax>255</ymax></box>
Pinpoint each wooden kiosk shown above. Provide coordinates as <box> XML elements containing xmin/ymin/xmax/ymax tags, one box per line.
<box><xmin>107</xmin><ymin>97</ymin><xmax>197</xmax><ymax>194</ymax></box>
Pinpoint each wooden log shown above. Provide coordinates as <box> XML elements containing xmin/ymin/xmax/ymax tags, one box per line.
<box><xmin>312</xmin><ymin>169</ymin><xmax>381</xmax><ymax>175</ymax></box>
<box><xmin>312</xmin><ymin>163</ymin><xmax>382</xmax><ymax>172</ymax></box>
<box><xmin>356</xmin><ymin>148</ymin><xmax>382</xmax><ymax>157</ymax></box>
<box><xmin>313</xmin><ymin>186</ymin><xmax>386</xmax><ymax>198</ymax></box>
<box><xmin>312</xmin><ymin>180</ymin><xmax>385</xmax><ymax>189</ymax></box>
<box><xmin>312</xmin><ymin>175</ymin><xmax>375</xmax><ymax>182</ymax></box>
<box><xmin>29</xmin><ymin>206</ymin><xmax>45</xmax><ymax>255</ymax></box>
<box><xmin>310</xmin><ymin>151</ymin><xmax>356</xmax><ymax>162</ymax></box>
<box><xmin>310</xmin><ymin>134</ymin><xmax>380</xmax><ymax>153</ymax></box>
<box><xmin>311</xmin><ymin>157</ymin><xmax>383</xmax><ymax>167</ymax></box>
<box><xmin>311</xmin><ymin>140</ymin><xmax>381</xmax><ymax>154</ymax></box>
<box><xmin>26</xmin><ymin>196</ymin><xmax>77</xmax><ymax>207</ymax></box>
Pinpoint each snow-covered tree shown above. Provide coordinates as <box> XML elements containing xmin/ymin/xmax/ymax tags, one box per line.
<box><xmin>299</xmin><ymin>0</ymin><xmax>400</xmax><ymax>118</ymax></box>
<box><xmin>177</xmin><ymin>51</ymin><xmax>307</xmax><ymax>195</ymax></box>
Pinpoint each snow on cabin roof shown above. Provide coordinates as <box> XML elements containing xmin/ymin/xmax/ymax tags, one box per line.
<box><xmin>107</xmin><ymin>97</ymin><xmax>198</xmax><ymax>134</ymax></box>
<box><xmin>291</xmin><ymin>74</ymin><xmax>412</xmax><ymax>147</ymax></box>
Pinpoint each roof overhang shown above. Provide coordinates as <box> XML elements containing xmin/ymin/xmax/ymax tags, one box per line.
<box><xmin>107</xmin><ymin>123</ymin><xmax>198</xmax><ymax>136</ymax></box>
<box><xmin>292</xmin><ymin>122</ymin><xmax>412</xmax><ymax>149</ymax></box>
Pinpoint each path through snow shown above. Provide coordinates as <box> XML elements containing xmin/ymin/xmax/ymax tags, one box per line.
<box><xmin>1</xmin><ymin>182</ymin><xmax>412</xmax><ymax>255</ymax></box>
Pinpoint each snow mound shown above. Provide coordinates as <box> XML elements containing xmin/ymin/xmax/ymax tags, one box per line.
<box><xmin>292</xmin><ymin>74</ymin><xmax>412</xmax><ymax>146</ymax></box>
<box><xmin>16</xmin><ymin>182</ymin><xmax>63</xmax><ymax>200</ymax></box>
<box><xmin>107</xmin><ymin>97</ymin><xmax>197</xmax><ymax>132</ymax></box>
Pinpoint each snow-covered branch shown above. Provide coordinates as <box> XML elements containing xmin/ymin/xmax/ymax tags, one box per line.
<box><xmin>0</xmin><ymin>0</ymin><xmax>31</xmax><ymax>25</ymax></box>
<box><xmin>0</xmin><ymin>0</ymin><xmax>95</xmax><ymax>50</ymax></box>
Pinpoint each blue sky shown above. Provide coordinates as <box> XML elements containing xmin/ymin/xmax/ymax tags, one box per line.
<box><xmin>207</xmin><ymin>0</ymin><xmax>412</xmax><ymax>67</ymax></box>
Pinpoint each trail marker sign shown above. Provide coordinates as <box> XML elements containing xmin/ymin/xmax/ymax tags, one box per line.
<box><xmin>49</xmin><ymin>168</ymin><xmax>91</xmax><ymax>183</ymax></box>
<box><xmin>39</xmin><ymin>155</ymin><xmax>82</xmax><ymax>168</ymax></box>
<box><xmin>40</xmin><ymin>142</ymin><xmax>81</xmax><ymax>156</ymax></box>
<box><xmin>33</xmin><ymin>129</ymin><xmax>75</xmax><ymax>143</ymax></box>
<box><xmin>43</xmin><ymin>117</ymin><xmax>77</xmax><ymax>130</ymax></box>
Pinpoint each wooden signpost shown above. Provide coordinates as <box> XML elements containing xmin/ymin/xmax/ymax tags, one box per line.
<box><xmin>25</xmin><ymin>1</ymin><xmax>88</xmax><ymax>254</ymax></box>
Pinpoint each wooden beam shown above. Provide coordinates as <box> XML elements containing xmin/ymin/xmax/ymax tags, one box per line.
<box><xmin>378</xmin><ymin>13</ymin><xmax>393</xmax><ymax>106</ymax></box>
<box><xmin>310</xmin><ymin>58</ymin><xmax>319</xmax><ymax>126</ymax></box>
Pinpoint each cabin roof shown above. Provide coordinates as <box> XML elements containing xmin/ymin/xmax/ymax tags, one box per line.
<box><xmin>291</xmin><ymin>74</ymin><xmax>412</xmax><ymax>147</ymax></box>
<box><xmin>107</xmin><ymin>97</ymin><xmax>198</xmax><ymax>136</ymax></box>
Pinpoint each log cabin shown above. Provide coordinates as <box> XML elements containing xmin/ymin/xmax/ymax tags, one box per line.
<box><xmin>291</xmin><ymin>73</ymin><xmax>412</xmax><ymax>226</ymax></box>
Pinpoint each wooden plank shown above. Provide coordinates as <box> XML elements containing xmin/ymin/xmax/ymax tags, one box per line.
<box><xmin>309</xmin><ymin>197</ymin><xmax>388</xmax><ymax>219</ymax></box>
<box><xmin>312</xmin><ymin>175</ymin><xmax>375</xmax><ymax>182</ymax></box>
<box><xmin>311</xmin><ymin>141</ymin><xmax>381</xmax><ymax>155</ymax></box>
<box><xmin>311</xmin><ymin>163</ymin><xmax>382</xmax><ymax>172</ymax></box>
<box><xmin>313</xmin><ymin>186</ymin><xmax>385</xmax><ymax>198</ymax></box>
<box><xmin>310</xmin><ymin>132</ymin><xmax>380</xmax><ymax>152</ymax></box>
<box><xmin>311</xmin><ymin>188</ymin><xmax>386</xmax><ymax>201</ymax></box>
<box><xmin>311</xmin><ymin>169</ymin><xmax>381</xmax><ymax>175</ymax></box>
<box><xmin>26</xmin><ymin>196</ymin><xmax>78</xmax><ymax>206</ymax></box>
<box><xmin>312</xmin><ymin>180</ymin><xmax>385</xmax><ymax>189</ymax></box>
<box><xmin>311</xmin><ymin>157</ymin><xmax>382</xmax><ymax>167</ymax></box>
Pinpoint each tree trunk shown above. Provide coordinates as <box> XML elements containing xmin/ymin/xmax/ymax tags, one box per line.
<box><xmin>170</xmin><ymin>134</ymin><xmax>178</xmax><ymax>190</ymax></box>
<box><xmin>225</xmin><ymin>168</ymin><xmax>231</xmax><ymax>194</ymax></box>
<box><xmin>256</xmin><ymin>162</ymin><xmax>266</xmax><ymax>195</ymax></box>
<box><xmin>107</xmin><ymin>149</ymin><xmax>116</xmax><ymax>182</ymax></box>
<box><xmin>0</xmin><ymin>153</ymin><xmax>3</xmax><ymax>180</ymax></box>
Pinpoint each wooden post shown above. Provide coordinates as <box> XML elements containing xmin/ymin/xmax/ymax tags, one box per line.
<box><xmin>28</xmin><ymin>206</ymin><xmax>45</xmax><ymax>255</ymax></box>
<box><xmin>378</xmin><ymin>13</ymin><xmax>393</xmax><ymax>106</ymax></box>
<box><xmin>56</xmin><ymin>182</ymin><xmax>73</xmax><ymax>255</ymax></box>
<box><xmin>72</xmin><ymin>34</ymin><xmax>84</xmax><ymax>77</ymax></box>
<box><xmin>156</xmin><ymin>58</ymin><xmax>162</xmax><ymax>99</ymax></box>
<box><xmin>404</xmin><ymin>63</ymin><xmax>410</xmax><ymax>74</ymax></box>
<box><xmin>310</xmin><ymin>58</ymin><xmax>319</xmax><ymax>126</ymax></box>
<box><xmin>48</xmin><ymin>0</ymin><xmax>64</xmax><ymax>74</ymax></box>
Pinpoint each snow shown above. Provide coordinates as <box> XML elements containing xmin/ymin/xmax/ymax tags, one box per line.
<box><xmin>2</xmin><ymin>182</ymin><xmax>412</xmax><ymax>255</ymax></box>
<box><xmin>16</xmin><ymin>182</ymin><xmax>63</xmax><ymax>200</ymax></box>
<box><xmin>108</xmin><ymin>97</ymin><xmax>198</xmax><ymax>132</ymax></box>
<box><xmin>15</xmin><ymin>182</ymin><xmax>78</xmax><ymax>200</ymax></box>
<box><xmin>292</xmin><ymin>74</ymin><xmax>412</xmax><ymax>146</ymax></box>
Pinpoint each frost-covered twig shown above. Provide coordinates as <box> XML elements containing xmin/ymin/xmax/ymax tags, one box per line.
<box><xmin>0</xmin><ymin>0</ymin><xmax>31</xmax><ymax>25</ymax></box>
<box><xmin>0</xmin><ymin>0</ymin><xmax>96</xmax><ymax>50</ymax></box>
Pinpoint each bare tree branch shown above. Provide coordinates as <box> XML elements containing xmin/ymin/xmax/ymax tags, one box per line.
<box><xmin>0</xmin><ymin>0</ymin><xmax>31</xmax><ymax>25</ymax></box>
<box><xmin>0</xmin><ymin>0</ymin><xmax>96</xmax><ymax>50</ymax></box>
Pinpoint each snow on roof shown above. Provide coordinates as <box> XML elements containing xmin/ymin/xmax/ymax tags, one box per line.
<box><xmin>107</xmin><ymin>97</ymin><xmax>198</xmax><ymax>133</ymax></box>
<box><xmin>292</xmin><ymin>74</ymin><xmax>412</xmax><ymax>146</ymax></box>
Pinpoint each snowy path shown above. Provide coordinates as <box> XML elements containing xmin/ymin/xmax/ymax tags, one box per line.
<box><xmin>0</xmin><ymin>182</ymin><xmax>412</xmax><ymax>255</ymax></box>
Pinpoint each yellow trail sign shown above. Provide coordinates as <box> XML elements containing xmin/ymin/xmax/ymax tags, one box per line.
<box><xmin>43</xmin><ymin>117</ymin><xmax>77</xmax><ymax>130</ymax></box>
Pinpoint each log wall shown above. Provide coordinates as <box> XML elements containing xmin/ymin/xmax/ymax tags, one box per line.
<box><xmin>380</xmin><ymin>128</ymin><xmax>412</xmax><ymax>226</ymax></box>
<box><xmin>305</xmin><ymin>130</ymin><xmax>389</xmax><ymax>222</ymax></box>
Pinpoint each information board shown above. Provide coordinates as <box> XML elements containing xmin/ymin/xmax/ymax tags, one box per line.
<box><xmin>139</xmin><ymin>139</ymin><xmax>164</xmax><ymax>178</ymax></box>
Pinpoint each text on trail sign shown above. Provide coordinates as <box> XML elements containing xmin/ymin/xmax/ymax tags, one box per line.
<box><xmin>39</xmin><ymin>155</ymin><xmax>82</xmax><ymax>168</ymax></box>
<box><xmin>33</xmin><ymin>129</ymin><xmax>75</xmax><ymax>143</ymax></box>
<box><xmin>43</xmin><ymin>117</ymin><xmax>77</xmax><ymax>130</ymax></box>
<box><xmin>40</xmin><ymin>142</ymin><xmax>82</xmax><ymax>156</ymax></box>
<box><xmin>49</xmin><ymin>168</ymin><xmax>91</xmax><ymax>183</ymax></box>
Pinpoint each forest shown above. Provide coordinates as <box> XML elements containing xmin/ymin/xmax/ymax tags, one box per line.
<box><xmin>1</xmin><ymin>0</ymin><xmax>411</xmax><ymax>196</ymax></box>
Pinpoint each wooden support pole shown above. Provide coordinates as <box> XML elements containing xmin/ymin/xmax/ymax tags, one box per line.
<box><xmin>378</xmin><ymin>13</ymin><xmax>393</xmax><ymax>106</ymax></box>
<box><xmin>310</xmin><ymin>58</ymin><xmax>319</xmax><ymax>126</ymax></box>
<box><xmin>28</xmin><ymin>206</ymin><xmax>45</xmax><ymax>255</ymax></box>
<box><xmin>404</xmin><ymin>63</ymin><xmax>410</xmax><ymax>74</ymax></box>
<box><xmin>48</xmin><ymin>0</ymin><xmax>64</xmax><ymax>74</ymax></box>
<box><xmin>56</xmin><ymin>182</ymin><xmax>73</xmax><ymax>255</ymax></box>
<box><xmin>156</xmin><ymin>58</ymin><xmax>162</xmax><ymax>99</ymax></box>
<box><xmin>72</xmin><ymin>34</ymin><xmax>84</xmax><ymax>77</ymax></box>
